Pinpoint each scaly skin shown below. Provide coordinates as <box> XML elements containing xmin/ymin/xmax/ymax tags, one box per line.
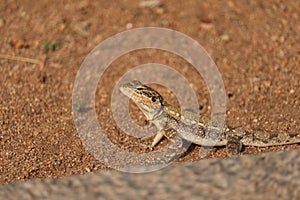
<box><xmin>120</xmin><ymin>80</ymin><xmax>300</xmax><ymax>155</ymax></box>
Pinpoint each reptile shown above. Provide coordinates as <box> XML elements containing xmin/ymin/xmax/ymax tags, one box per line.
<box><xmin>120</xmin><ymin>80</ymin><xmax>300</xmax><ymax>155</ymax></box>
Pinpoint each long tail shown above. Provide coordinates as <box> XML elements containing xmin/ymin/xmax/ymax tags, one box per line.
<box><xmin>238</xmin><ymin>128</ymin><xmax>300</xmax><ymax>147</ymax></box>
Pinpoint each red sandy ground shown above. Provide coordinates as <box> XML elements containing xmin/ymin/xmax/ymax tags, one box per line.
<box><xmin>0</xmin><ymin>0</ymin><xmax>299</xmax><ymax>184</ymax></box>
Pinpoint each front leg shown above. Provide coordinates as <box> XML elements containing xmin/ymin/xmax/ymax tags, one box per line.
<box><xmin>151</xmin><ymin>129</ymin><xmax>165</xmax><ymax>148</ymax></box>
<box><xmin>226</xmin><ymin>135</ymin><xmax>243</xmax><ymax>156</ymax></box>
<box><xmin>150</xmin><ymin>128</ymin><xmax>178</xmax><ymax>149</ymax></box>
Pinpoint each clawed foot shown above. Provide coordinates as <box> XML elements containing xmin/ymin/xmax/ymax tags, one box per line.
<box><xmin>226</xmin><ymin>136</ymin><xmax>243</xmax><ymax>156</ymax></box>
<box><xmin>138</xmin><ymin>140</ymin><xmax>154</xmax><ymax>150</ymax></box>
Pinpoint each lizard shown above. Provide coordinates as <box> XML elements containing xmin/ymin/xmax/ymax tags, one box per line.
<box><xmin>120</xmin><ymin>80</ymin><xmax>300</xmax><ymax>155</ymax></box>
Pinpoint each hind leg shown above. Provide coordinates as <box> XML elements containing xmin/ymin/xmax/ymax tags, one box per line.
<box><xmin>226</xmin><ymin>136</ymin><xmax>243</xmax><ymax>156</ymax></box>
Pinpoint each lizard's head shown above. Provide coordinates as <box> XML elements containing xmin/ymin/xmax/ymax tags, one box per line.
<box><xmin>120</xmin><ymin>80</ymin><xmax>164</xmax><ymax>120</ymax></box>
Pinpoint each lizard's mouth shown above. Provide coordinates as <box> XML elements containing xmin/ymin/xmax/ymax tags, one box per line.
<box><xmin>119</xmin><ymin>86</ymin><xmax>133</xmax><ymax>98</ymax></box>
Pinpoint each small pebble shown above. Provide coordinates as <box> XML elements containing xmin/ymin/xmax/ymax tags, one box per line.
<box><xmin>220</xmin><ymin>34</ymin><xmax>230</xmax><ymax>41</ymax></box>
<box><xmin>278</xmin><ymin>49</ymin><xmax>284</xmax><ymax>58</ymax></box>
<box><xmin>126</xmin><ymin>23</ymin><xmax>133</xmax><ymax>29</ymax></box>
<box><xmin>85</xmin><ymin>167</ymin><xmax>91</xmax><ymax>172</ymax></box>
<box><xmin>139</xmin><ymin>0</ymin><xmax>162</xmax><ymax>8</ymax></box>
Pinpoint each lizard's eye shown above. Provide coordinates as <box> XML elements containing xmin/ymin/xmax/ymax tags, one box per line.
<box><xmin>137</xmin><ymin>88</ymin><xmax>143</xmax><ymax>91</ymax></box>
<box><xmin>151</xmin><ymin>96</ymin><xmax>157</xmax><ymax>102</ymax></box>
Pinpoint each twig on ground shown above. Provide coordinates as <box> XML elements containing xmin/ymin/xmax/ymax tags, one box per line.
<box><xmin>0</xmin><ymin>54</ymin><xmax>42</xmax><ymax>65</ymax></box>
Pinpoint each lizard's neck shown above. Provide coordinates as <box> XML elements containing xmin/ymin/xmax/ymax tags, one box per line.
<box><xmin>162</xmin><ymin>102</ymin><xmax>182</xmax><ymax>120</ymax></box>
